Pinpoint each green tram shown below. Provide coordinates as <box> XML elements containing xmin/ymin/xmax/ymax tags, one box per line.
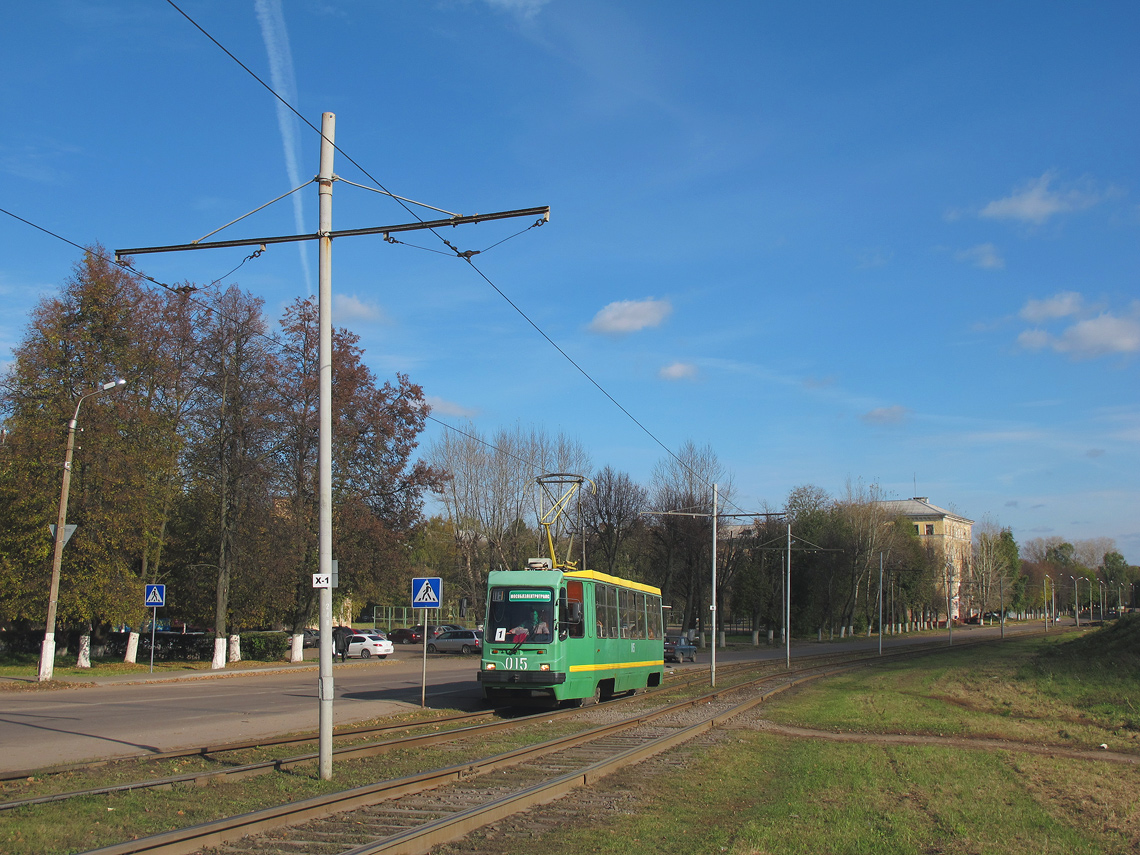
<box><xmin>477</xmin><ymin>566</ymin><xmax>665</xmax><ymax>707</ymax></box>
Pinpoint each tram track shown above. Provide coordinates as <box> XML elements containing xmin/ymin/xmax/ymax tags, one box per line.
<box><xmin>71</xmin><ymin>643</ymin><xmax>965</xmax><ymax>855</ymax></box>
<box><xmin>78</xmin><ymin>670</ymin><xmax>815</xmax><ymax>854</ymax></box>
<box><xmin>0</xmin><ymin>631</ymin><xmax>1032</xmax><ymax>815</ymax></box>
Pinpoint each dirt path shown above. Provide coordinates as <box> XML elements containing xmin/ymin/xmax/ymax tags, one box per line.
<box><xmin>747</xmin><ymin>718</ymin><xmax>1140</xmax><ymax>764</ymax></box>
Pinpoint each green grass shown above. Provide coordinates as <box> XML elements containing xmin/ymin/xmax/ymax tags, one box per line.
<box><xmin>7</xmin><ymin>621</ymin><xmax>1140</xmax><ymax>854</ymax></box>
<box><xmin>446</xmin><ymin>620</ymin><xmax>1140</xmax><ymax>855</ymax></box>
<box><xmin>559</xmin><ymin>734</ymin><xmax>1122</xmax><ymax>855</ymax></box>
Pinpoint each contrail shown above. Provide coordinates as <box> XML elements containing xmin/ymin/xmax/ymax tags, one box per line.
<box><xmin>254</xmin><ymin>0</ymin><xmax>313</xmax><ymax>294</ymax></box>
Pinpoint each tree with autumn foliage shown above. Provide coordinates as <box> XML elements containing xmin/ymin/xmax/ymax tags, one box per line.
<box><xmin>0</xmin><ymin>248</ymin><xmax>181</xmax><ymax>664</ymax></box>
<box><xmin>1</xmin><ymin>249</ymin><xmax>440</xmax><ymax>670</ymax></box>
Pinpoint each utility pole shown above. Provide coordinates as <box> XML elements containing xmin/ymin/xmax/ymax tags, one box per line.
<box><xmin>116</xmin><ymin>112</ymin><xmax>548</xmax><ymax>779</ymax></box>
<box><xmin>711</xmin><ymin>484</ymin><xmax>717</xmax><ymax>687</ymax></box>
<box><xmin>316</xmin><ymin>112</ymin><xmax>335</xmax><ymax>780</ymax></box>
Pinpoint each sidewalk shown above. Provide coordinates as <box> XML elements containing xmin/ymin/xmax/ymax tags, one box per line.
<box><xmin>0</xmin><ymin>652</ymin><xmax>398</xmax><ymax>688</ymax></box>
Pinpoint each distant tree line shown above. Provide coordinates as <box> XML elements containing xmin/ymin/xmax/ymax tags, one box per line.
<box><xmin>421</xmin><ymin>432</ymin><xmax>1139</xmax><ymax>638</ymax></box>
<box><xmin>0</xmin><ymin>248</ymin><xmax>438</xmax><ymax>667</ymax></box>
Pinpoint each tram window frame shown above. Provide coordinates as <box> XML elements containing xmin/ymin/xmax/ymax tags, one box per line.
<box><xmin>648</xmin><ymin>596</ymin><xmax>662</xmax><ymax>639</ymax></box>
<box><xmin>565</xmin><ymin>580</ymin><xmax>585</xmax><ymax>638</ymax></box>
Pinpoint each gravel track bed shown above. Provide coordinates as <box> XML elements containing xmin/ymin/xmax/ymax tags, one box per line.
<box><xmin>195</xmin><ymin>683</ymin><xmax>774</xmax><ymax>855</ymax></box>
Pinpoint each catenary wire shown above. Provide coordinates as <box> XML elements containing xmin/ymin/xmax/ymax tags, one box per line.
<box><xmin>147</xmin><ymin>3</ymin><xmax>756</xmax><ymax>518</ymax></box>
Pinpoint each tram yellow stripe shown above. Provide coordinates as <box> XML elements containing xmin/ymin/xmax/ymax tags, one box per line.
<box><xmin>562</xmin><ymin>569</ymin><xmax>661</xmax><ymax>596</ymax></box>
<box><xmin>569</xmin><ymin>660</ymin><xmax>661</xmax><ymax>672</ymax></box>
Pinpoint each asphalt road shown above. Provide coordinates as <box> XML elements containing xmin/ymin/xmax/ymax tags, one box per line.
<box><xmin>0</xmin><ymin>621</ymin><xmax>1053</xmax><ymax>774</ymax></box>
<box><xmin>0</xmin><ymin>648</ymin><xmax>486</xmax><ymax>774</ymax></box>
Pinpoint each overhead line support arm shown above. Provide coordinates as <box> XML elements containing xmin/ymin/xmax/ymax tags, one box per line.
<box><xmin>114</xmin><ymin>206</ymin><xmax>551</xmax><ymax>258</ymax></box>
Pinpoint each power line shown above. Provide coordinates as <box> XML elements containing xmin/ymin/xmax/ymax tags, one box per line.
<box><xmin>161</xmin><ymin>1</ymin><xmax>740</xmax><ymax>510</ymax></box>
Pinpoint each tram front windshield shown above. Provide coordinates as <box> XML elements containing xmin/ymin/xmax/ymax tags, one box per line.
<box><xmin>487</xmin><ymin>587</ymin><xmax>555</xmax><ymax>643</ymax></box>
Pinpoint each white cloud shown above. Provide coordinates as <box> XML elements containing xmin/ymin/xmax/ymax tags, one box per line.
<box><xmin>1020</xmin><ymin>291</ymin><xmax>1083</xmax><ymax>322</ymax></box>
<box><xmin>860</xmin><ymin>405</ymin><xmax>909</xmax><ymax>425</ymax></box>
<box><xmin>426</xmin><ymin>396</ymin><xmax>479</xmax><ymax>418</ymax></box>
<box><xmin>1018</xmin><ymin>312</ymin><xmax>1140</xmax><ymax>359</ymax></box>
<box><xmin>1017</xmin><ymin>329</ymin><xmax>1052</xmax><ymax>351</ymax></box>
<box><xmin>979</xmin><ymin>171</ymin><xmax>1100</xmax><ymax>224</ymax></box>
<box><xmin>955</xmin><ymin>243</ymin><xmax>1004</xmax><ymax>270</ymax></box>
<box><xmin>659</xmin><ymin>361</ymin><xmax>697</xmax><ymax>380</ymax></box>
<box><xmin>333</xmin><ymin>293</ymin><xmax>386</xmax><ymax>324</ymax></box>
<box><xmin>588</xmin><ymin>298</ymin><xmax>672</xmax><ymax>334</ymax></box>
<box><xmin>1054</xmin><ymin>314</ymin><xmax>1140</xmax><ymax>357</ymax></box>
<box><xmin>482</xmin><ymin>0</ymin><xmax>552</xmax><ymax>19</ymax></box>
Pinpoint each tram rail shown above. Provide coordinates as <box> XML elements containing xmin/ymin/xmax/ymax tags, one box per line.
<box><xmin>1</xmin><ymin>630</ymin><xmax>1037</xmax><ymax>815</ymax></box>
<box><xmin>61</xmin><ymin>631</ymin><xmax>1046</xmax><ymax>855</ymax></box>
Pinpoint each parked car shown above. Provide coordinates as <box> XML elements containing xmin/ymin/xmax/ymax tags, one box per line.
<box><xmin>664</xmin><ymin>635</ymin><xmax>696</xmax><ymax>663</ymax></box>
<box><xmin>413</xmin><ymin>623</ymin><xmax>463</xmax><ymax>638</ymax></box>
<box><xmin>427</xmin><ymin>629</ymin><xmax>483</xmax><ymax>654</ymax></box>
<box><xmin>345</xmin><ymin>634</ymin><xmax>394</xmax><ymax>659</ymax></box>
<box><xmin>301</xmin><ymin>628</ymin><xmax>320</xmax><ymax>648</ymax></box>
<box><xmin>388</xmin><ymin>627</ymin><xmax>422</xmax><ymax>644</ymax></box>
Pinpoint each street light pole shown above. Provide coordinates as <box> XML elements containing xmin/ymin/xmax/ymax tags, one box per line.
<box><xmin>1070</xmin><ymin>575</ymin><xmax>1079</xmax><ymax>627</ymax></box>
<box><xmin>38</xmin><ymin>378</ymin><xmax>127</xmax><ymax>682</ymax></box>
<box><xmin>1043</xmin><ymin>574</ymin><xmax>1051</xmax><ymax>631</ymax></box>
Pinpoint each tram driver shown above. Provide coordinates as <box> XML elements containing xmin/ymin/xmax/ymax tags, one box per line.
<box><xmin>532</xmin><ymin>611</ymin><xmax>552</xmax><ymax>642</ymax></box>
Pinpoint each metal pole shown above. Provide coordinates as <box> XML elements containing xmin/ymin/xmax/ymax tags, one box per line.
<box><xmin>785</xmin><ymin>522</ymin><xmax>791</xmax><ymax>669</ymax></box>
<box><xmin>1044</xmin><ymin>575</ymin><xmax>1050</xmax><ymax>631</ymax></box>
<box><xmin>149</xmin><ymin>607</ymin><xmax>157</xmax><ymax>673</ymax></box>
<box><xmin>421</xmin><ymin>607</ymin><xmax>428</xmax><ymax>707</ymax></box>
<box><xmin>38</xmin><ymin>380</ymin><xmax>125</xmax><ymax>682</ymax></box>
<box><xmin>999</xmin><ymin>573</ymin><xmax>1005</xmax><ymax>639</ymax></box>
<box><xmin>946</xmin><ymin>562</ymin><xmax>953</xmax><ymax>646</ymax></box>
<box><xmin>710</xmin><ymin>483</ymin><xmax>717</xmax><ymax>689</ymax></box>
<box><xmin>317</xmin><ymin>111</ymin><xmax>336</xmax><ymax>781</ymax></box>
<box><xmin>1071</xmin><ymin>576</ymin><xmax>1079</xmax><ymax>627</ymax></box>
<box><xmin>38</xmin><ymin>413</ymin><xmax>78</xmax><ymax>683</ymax></box>
<box><xmin>878</xmin><ymin>552</ymin><xmax>883</xmax><ymax>656</ymax></box>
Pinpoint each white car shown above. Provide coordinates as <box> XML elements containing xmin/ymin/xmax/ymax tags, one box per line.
<box><xmin>346</xmin><ymin>633</ymin><xmax>394</xmax><ymax>659</ymax></box>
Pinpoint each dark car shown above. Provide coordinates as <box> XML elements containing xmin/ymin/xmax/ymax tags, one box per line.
<box><xmin>388</xmin><ymin>627</ymin><xmax>422</xmax><ymax>644</ymax></box>
<box><xmin>664</xmin><ymin>635</ymin><xmax>697</xmax><ymax>663</ymax></box>
<box><xmin>427</xmin><ymin>629</ymin><xmax>483</xmax><ymax>654</ymax></box>
<box><xmin>302</xmin><ymin>628</ymin><xmax>320</xmax><ymax>648</ymax></box>
<box><xmin>409</xmin><ymin>624</ymin><xmax>462</xmax><ymax>639</ymax></box>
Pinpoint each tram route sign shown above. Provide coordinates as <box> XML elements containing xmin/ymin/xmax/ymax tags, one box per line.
<box><xmin>412</xmin><ymin>577</ymin><xmax>441</xmax><ymax>609</ymax></box>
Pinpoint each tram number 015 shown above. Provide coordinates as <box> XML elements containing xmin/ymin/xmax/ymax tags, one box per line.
<box><xmin>502</xmin><ymin>656</ymin><xmax>528</xmax><ymax>670</ymax></box>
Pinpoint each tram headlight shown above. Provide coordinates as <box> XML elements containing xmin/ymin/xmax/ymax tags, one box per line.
<box><xmin>485</xmin><ymin>662</ymin><xmax>496</xmax><ymax>670</ymax></box>
<box><xmin>540</xmin><ymin>663</ymin><xmax>550</xmax><ymax>671</ymax></box>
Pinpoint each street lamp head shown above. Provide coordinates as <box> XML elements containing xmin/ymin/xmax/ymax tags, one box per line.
<box><xmin>101</xmin><ymin>378</ymin><xmax>127</xmax><ymax>391</ymax></box>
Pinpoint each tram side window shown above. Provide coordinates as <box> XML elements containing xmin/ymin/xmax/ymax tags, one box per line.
<box><xmin>634</xmin><ymin>592</ymin><xmax>646</xmax><ymax>639</ymax></box>
<box><xmin>566</xmin><ymin>580</ymin><xmax>585</xmax><ymax>638</ymax></box>
<box><xmin>601</xmin><ymin>588</ymin><xmax>620</xmax><ymax>638</ymax></box>
<box><xmin>594</xmin><ymin>584</ymin><xmax>606</xmax><ymax>638</ymax></box>
<box><xmin>618</xmin><ymin>588</ymin><xmax>633</xmax><ymax>638</ymax></box>
<box><xmin>648</xmin><ymin>596</ymin><xmax>663</xmax><ymax>639</ymax></box>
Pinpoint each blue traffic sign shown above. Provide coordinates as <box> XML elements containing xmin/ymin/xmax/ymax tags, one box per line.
<box><xmin>144</xmin><ymin>584</ymin><xmax>166</xmax><ymax>608</ymax></box>
<box><xmin>411</xmin><ymin>577</ymin><xmax>441</xmax><ymax>609</ymax></box>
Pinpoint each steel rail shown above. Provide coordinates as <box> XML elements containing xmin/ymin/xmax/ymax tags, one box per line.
<box><xmin>2</xmin><ymin>633</ymin><xmax>1028</xmax><ymax>809</ymax></box>
<box><xmin>75</xmin><ymin>657</ymin><xmax>875</xmax><ymax>855</ymax></box>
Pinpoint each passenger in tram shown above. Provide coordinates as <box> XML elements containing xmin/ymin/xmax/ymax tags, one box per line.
<box><xmin>533</xmin><ymin>612</ymin><xmax>551</xmax><ymax>641</ymax></box>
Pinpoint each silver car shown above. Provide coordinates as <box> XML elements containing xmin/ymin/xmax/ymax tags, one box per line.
<box><xmin>426</xmin><ymin>629</ymin><xmax>483</xmax><ymax>654</ymax></box>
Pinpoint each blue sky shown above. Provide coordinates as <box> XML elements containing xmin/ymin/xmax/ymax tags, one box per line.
<box><xmin>1</xmin><ymin>1</ymin><xmax>1138</xmax><ymax>561</ymax></box>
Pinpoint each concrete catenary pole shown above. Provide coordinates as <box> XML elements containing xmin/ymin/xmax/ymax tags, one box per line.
<box><xmin>785</xmin><ymin>522</ymin><xmax>792</xmax><ymax>669</ymax></box>
<box><xmin>317</xmin><ymin>112</ymin><xmax>336</xmax><ymax>780</ymax></box>
<box><xmin>710</xmin><ymin>483</ymin><xmax>717</xmax><ymax>688</ymax></box>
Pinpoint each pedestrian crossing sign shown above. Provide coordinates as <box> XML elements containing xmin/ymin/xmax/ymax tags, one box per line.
<box><xmin>411</xmin><ymin>577</ymin><xmax>441</xmax><ymax>608</ymax></box>
<box><xmin>145</xmin><ymin>584</ymin><xmax>166</xmax><ymax>608</ymax></box>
